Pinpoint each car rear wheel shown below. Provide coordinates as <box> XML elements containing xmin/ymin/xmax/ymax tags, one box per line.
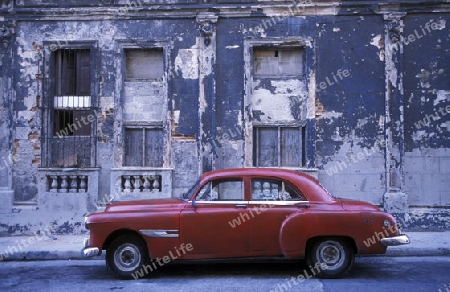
<box><xmin>306</xmin><ymin>237</ymin><xmax>354</xmax><ymax>279</ymax></box>
<box><xmin>106</xmin><ymin>235</ymin><xmax>148</xmax><ymax>279</ymax></box>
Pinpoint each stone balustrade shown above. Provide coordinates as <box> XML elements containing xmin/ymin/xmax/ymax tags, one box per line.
<box><xmin>121</xmin><ymin>174</ymin><xmax>162</xmax><ymax>193</ymax></box>
<box><xmin>47</xmin><ymin>175</ymin><xmax>88</xmax><ymax>193</ymax></box>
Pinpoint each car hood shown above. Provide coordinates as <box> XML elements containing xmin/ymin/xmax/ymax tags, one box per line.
<box><xmin>104</xmin><ymin>198</ymin><xmax>187</xmax><ymax>213</ymax></box>
<box><xmin>338</xmin><ymin>198</ymin><xmax>382</xmax><ymax>212</ymax></box>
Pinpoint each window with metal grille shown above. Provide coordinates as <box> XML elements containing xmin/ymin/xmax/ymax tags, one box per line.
<box><xmin>124</xmin><ymin>127</ymin><xmax>164</xmax><ymax>167</ymax></box>
<box><xmin>253</xmin><ymin>126</ymin><xmax>305</xmax><ymax>167</ymax></box>
<box><xmin>253</xmin><ymin>48</ymin><xmax>304</xmax><ymax>77</ymax></box>
<box><xmin>41</xmin><ymin>48</ymin><xmax>97</xmax><ymax>168</ymax></box>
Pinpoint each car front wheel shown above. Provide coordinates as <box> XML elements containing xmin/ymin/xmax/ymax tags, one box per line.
<box><xmin>306</xmin><ymin>237</ymin><xmax>354</xmax><ymax>279</ymax></box>
<box><xmin>106</xmin><ymin>235</ymin><xmax>148</xmax><ymax>279</ymax></box>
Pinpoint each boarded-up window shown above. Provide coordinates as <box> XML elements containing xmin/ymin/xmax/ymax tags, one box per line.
<box><xmin>125</xmin><ymin>49</ymin><xmax>164</xmax><ymax>81</ymax></box>
<box><xmin>124</xmin><ymin>127</ymin><xmax>164</xmax><ymax>167</ymax></box>
<box><xmin>253</xmin><ymin>126</ymin><xmax>305</xmax><ymax>167</ymax></box>
<box><xmin>253</xmin><ymin>48</ymin><xmax>303</xmax><ymax>77</ymax></box>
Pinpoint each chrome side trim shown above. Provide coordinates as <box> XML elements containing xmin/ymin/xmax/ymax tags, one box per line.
<box><xmin>188</xmin><ymin>200</ymin><xmax>309</xmax><ymax>206</ymax></box>
<box><xmin>188</xmin><ymin>200</ymin><xmax>247</xmax><ymax>205</ymax></box>
<box><xmin>249</xmin><ymin>200</ymin><xmax>309</xmax><ymax>206</ymax></box>
<box><xmin>380</xmin><ymin>234</ymin><xmax>410</xmax><ymax>246</ymax></box>
<box><xmin>140</xmin><ymin>229</ymin><xmax>180</xmax><ymax>238</ymax></box>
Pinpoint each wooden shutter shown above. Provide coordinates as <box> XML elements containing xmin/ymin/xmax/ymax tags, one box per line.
<box><xmin>144</xmin><ymin>128</ymin><xmax>164</xmax><ymax>167</ymax></box>
<box><xmin>76</xmin><ymin>50</ymin><xmax>91</xmax><ymax>95</ymax></box>
<box><xmin>281</xmin><ymin>128</ymin><xmax>301</xmax><ymax>167</ymax></box>
<box><xmin>124</xmin><ymin>129</ymin><xmax>144</xmax><ymax>166</ymax></box>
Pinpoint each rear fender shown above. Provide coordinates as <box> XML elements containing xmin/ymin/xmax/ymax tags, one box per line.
<box><xmin>279</xmin><ymin>211</ymin><xmax>315</xmax><ymax>258</ymax></box>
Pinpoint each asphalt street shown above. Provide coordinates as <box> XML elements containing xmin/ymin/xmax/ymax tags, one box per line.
<box><xmin>0</xmin><ymin>256</ymin><xmax>449</xmax><ymax>292</ymax></box>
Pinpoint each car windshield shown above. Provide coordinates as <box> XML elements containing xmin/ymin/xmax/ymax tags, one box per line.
<box><xmin>178</xmin><ymin>179</ymin><xmax>200</xmax><ymax>201</ymax></box>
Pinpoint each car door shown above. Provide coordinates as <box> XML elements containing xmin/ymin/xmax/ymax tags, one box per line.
<box><xmin>180</xmin><ymin>178</ymin><xmax>250</xmax><ymax>258</ymax></box>
<box><xmin>248</xmin><ymin>177</ymin><xmax>308</xmax><ymax>255</ymax></box>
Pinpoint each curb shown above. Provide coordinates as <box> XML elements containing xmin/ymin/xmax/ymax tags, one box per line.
<box><xmin>1</xmin><ymin>251</ymin><xmax>106</xmax><ymax>261</ymax></box>
<box><xmin>384</xmin><ymin>247</ymin><xmax>450</xmax><ymax>257</ymax></box>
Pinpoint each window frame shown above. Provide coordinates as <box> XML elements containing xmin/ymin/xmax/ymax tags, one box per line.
<box><xmin>116</xmin><ymin>40</ymin><xmax>171</xmax><ymax>170</ymax></box>
<box><xmin>123</xmin><ymin>125</ymin><xmax>165</xmax><ymax>168</ymax></box>
<box><xmin>244</xmin><ymin>38</ymin><xmax>316</xmax><ymax>170</ymax></box>
<box><xmin>252</xmin><ymin>124</ymin><xmax>306</xmax><ymax>168</ymax></box>
<box><xmin>41</xmin><ymin>41</ymin><xmax>99</xmax><ymax>168</ymax></box>
<box><xmin>253</xmin><ymin>47</ymin><xmax>305</xmax><ymax>79</ymax></box>
<box><xmin>124</xmin><ymin>48</ymin><xmax>164</xmax><ymax>81</ymax></box>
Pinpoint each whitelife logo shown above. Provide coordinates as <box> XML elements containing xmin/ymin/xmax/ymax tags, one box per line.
<box><xmin>228</xmin><ymin>203</ymin><xmax>276</xmax><ymax>228</ymax></box>
<box><xmin>131</xmin><ymin>243</ymin><xmax>193</xmax><ymax>279</ymax></box>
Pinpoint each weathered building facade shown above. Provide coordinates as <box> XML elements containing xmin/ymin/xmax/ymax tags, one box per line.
<box><xmin>0</xmin><ymin>0</ymin><xmax>449</xmax><ymax>235</ymax></box>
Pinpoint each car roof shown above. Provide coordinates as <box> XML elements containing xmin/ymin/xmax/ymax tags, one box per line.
<box><xmin>201</xmin><ymin>167</ymin><xmax>316</xmax><ymax>181</ymax></box>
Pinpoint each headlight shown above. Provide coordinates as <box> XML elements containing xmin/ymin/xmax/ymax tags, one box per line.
<box><xmin>383</xmin><ymin>220</ymin><xmax>391</xmax><ymax>227</ymax></box>
<box><xmin>84</xmin><ymin>216</ymin><xmax>89</xmax><ymax>230</ymax></box>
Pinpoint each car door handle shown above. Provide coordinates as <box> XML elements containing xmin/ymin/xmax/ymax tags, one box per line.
<box><xmin>235</xmin><ymin>204</ymin><xmax>247</xmax><ymax>209</ymax></box>
<box><xmin>295</xmin><ymin>202</ymin><xmax>310</xmax><ymax>208</ymax></box>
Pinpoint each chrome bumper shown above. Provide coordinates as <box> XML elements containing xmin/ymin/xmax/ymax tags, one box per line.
<box><xmin>380</xmin><ymin>234</ymin><xmax>410</xmax><ymax>246</ymax></box>
<box><xmin>81</xmin><ymin>238</ymin><xmax>102</xmax><ymax>258</ymax></box>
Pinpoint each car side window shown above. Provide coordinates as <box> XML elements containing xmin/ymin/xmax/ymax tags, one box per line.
<box><xmin>251</xmin><ymin>179</ymin><xmax>304</xmax><ymax>201</ymax></box>
<box><xmin>196</xmin><ymin>179</ymin><xmax>244</xmax><ymax>201</ymax></box>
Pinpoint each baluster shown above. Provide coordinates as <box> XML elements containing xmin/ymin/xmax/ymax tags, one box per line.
<box><xmin>49</xmin><ymin>175</ymin><xmax>58</xmax><ymax>193</ymax></box>
<box><xmin>123</xmin><ymin>175</ymin><xmax>131</xmax><ymax>193</ymax></box>
<box><xmin>79</xmin><ymin>175</ymin><xmax>87</xmax><ymax>192</ymax></box>
<box><xmin>69</xmin><ymin>175</ymin><xmax>78</xmax><ymax>193</ymax></box>
<box><xmin>152</xmin><ymin>176</ymin><xmax>160</xmax><ymax>192</ymax></box>
<box><xmin>133</xmin><ymin>175</ymin><xmax>142</xmax><ymax>192</ymax></box>
<box><xmin>143</xmin><ymin>175</ymin><xmax>151</xmax><ymax>192</ymax></box>
<box><xmin>147</xmin><ymin>175</ymin><xmax>154</xmax><ymax>191</ymax></box>
<box><xmin>60</xmin><ymin>175</ymin><xmax>68</xmax><ymax>193</ymax></box>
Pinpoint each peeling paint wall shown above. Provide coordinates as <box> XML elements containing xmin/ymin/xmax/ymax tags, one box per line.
<box><xmin>403</xmin><ymin>14</ymin><xmax>450</xmax><ymax>207</ymax></box>
<box><xmin>0</xmin><ymin>0</ymin><xmax>449</xmax><ymax>234</ymax></box>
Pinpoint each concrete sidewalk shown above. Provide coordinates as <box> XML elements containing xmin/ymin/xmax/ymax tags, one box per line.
<box><xmin>0</xmin><ymin>232</ymin><xmax>449</xmax><ymax>261</ymax></box>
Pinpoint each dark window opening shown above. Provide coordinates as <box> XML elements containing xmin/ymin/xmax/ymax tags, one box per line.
<box><xmin>54</xmin><ymin>49</ymin><xmax>91</xmax><ymax>96</ymax></box>
<box><xmin>53</xmin><ymin>110</ymin><xmax>92</xmax><ymax>136</ymax></box>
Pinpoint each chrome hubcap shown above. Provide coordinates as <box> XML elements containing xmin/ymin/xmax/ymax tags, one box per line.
<box><xmin>114</xmin><ymin>243</ymin><xmax>141</xmax><ymax>272</ymax></box>
<box><xmin>316</xmin><ymin>240</ymin><xmax>345</xmax><ymax>271</ymax></box>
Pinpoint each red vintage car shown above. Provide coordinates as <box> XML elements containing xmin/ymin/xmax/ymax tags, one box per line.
<box><xmin>82</xmin><ymin>168</ymin><xmax>409</xmax><ymax>279</ymax></box>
